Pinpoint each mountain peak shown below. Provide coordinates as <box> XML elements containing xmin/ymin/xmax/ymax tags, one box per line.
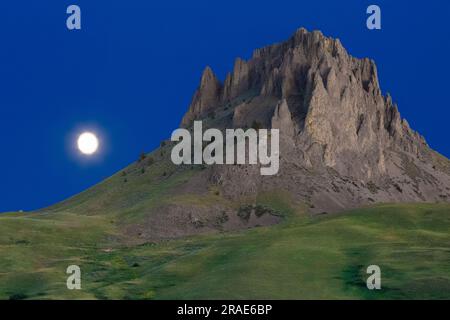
<box><xmin>177</xmin><ymin>27</ymin><xmax>450</xmax><ymax>213</ymax></box>
<box><xmin>200</xmin><ymin>66</ymin><xmax>219</xmax><ymax>87</ymax></box>
<box><xmin>181</xmin><ymin>66</ymin><xmax>222</xmax><ymax>127</ymax></box>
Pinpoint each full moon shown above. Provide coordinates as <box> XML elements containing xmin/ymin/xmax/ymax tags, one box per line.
<box><xmin>77</xmin><ymin>132</ymin><xmax>99</xmax><ymax>155</ymax></box>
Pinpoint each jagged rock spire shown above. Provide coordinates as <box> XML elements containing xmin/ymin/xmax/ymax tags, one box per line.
<box><xmin>180</xmin><ymin>28</ymin><xmax>429</xmax><ymax>181</ymax></box>
<box><xmin>181</xmin><ymin>66</ymin><xmax>222</xmax><ymax>127</ymax></box>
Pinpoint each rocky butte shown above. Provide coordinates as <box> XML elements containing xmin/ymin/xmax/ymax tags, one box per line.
<box><xmin>180</xmin><ymin>27</ymin><xmax>450</xmax><ymax>214</ymax></box>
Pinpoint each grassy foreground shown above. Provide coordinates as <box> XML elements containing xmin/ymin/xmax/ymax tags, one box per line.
<box><xmin>0</xmin><ymin>203</ymin><xmax>449</xmax><ymax>299</ymax></box>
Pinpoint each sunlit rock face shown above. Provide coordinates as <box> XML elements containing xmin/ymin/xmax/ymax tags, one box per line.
<box><xmin>180</xmin><ymin>28</ymin><xmax>450</xmax><ymax>213</ymax></box>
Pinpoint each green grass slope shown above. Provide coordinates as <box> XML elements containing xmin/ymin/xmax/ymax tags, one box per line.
<box><xmin>0</xmin><ymin>202</ymin><xmax>449</xmax><ymax>300</ymax></box>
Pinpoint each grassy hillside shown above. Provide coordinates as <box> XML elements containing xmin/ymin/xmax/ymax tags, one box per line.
<box><xmin>0</xmin><ymin>202</ymin><xmax>449</xmax><ymax>300</ymax></box>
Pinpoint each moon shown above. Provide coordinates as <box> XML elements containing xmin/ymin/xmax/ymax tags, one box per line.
<box><xmin>77</xmin><ymin>132</ymin><xmax>99</xmax><ymax>155</ymax></box>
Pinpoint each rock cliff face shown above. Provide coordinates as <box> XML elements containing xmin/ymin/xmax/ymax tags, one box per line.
<box><xmin>180</xmin><ymin>28</ymin><xmax>450</xmax><ymax>213</ymax></box>
<box><xmin>181</xmin><ymin>66</ymin><xmax>222</xmax><ymax>127</ymax></box>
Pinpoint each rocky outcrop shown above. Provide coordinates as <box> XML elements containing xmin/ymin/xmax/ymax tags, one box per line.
<box><xmin>179</xmin><ymin>27</ymin><xmax>450</xmax><ymax>213</ymax></box>
<box><xmin>271</xmin><ymin>99</ymin><xmax>295</xmax><ymax>138</ymax></box>
<box><xmin>181</xmin><ymin>66</ymin><xmax>222</xmax><ymax>127</ymax></box>
<box><xmin>223</xmin><ymin>58</ymin><xmax>250</xmax><ymax>101</ymax></box>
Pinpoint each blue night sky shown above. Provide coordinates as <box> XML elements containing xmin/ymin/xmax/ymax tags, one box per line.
<box><xmin>0</xmin><ymin>0</ymin><xmax>449</xmax><ymax>212</ymax></box>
